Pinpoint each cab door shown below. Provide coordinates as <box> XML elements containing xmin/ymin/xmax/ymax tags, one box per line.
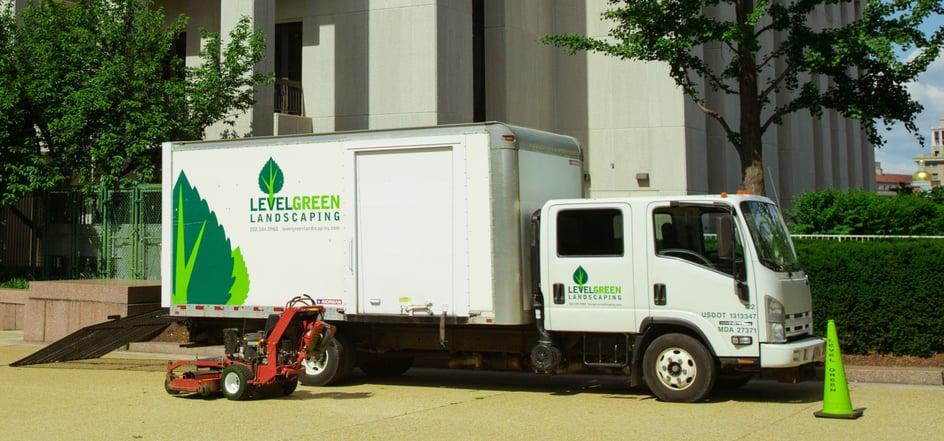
<box><xmin>646</xmin><ymin>202</ymin><xmax>759</xmax><ymax>358</ymax></box>
<box><xmin>543</xmin><ymin>202</ymin><xmax>636</xmax><ymax>333</ymax></box>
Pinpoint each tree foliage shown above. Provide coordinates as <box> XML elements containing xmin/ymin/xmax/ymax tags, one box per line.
<box><xmin>787</xmin><ymin>188</ymin><xmax>944</xmax><ymax>235</ymax></box>
<box><xmin>544</xmin><ymin>0</ymin><xmax>944</xmax><ymax>195</ymax></box>
<box><xmin>0</xmin><ymin>0</ymin><xmax>271</xmax><ymax>204</ymax></box>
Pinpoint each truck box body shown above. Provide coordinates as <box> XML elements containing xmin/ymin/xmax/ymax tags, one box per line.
<box><xmin>161</xmin><ymin>122</ymin><xmax>582</xmax><ymax>325</ymax></box>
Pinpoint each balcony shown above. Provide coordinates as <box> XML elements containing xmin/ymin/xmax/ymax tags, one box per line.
<box><xmin>275</xmin><ymin>79</ymin><xmax>302</xmax><ymax>115</ymax></box>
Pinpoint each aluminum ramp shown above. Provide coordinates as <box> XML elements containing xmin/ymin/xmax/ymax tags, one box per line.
<box><xmin>9</xmin><ymin>308</ymin><xmax>178</xmax><ymax>367</ymax></box>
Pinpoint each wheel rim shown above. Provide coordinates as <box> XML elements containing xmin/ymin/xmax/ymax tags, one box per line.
<box><xmin>654</xmin><ymin>346</ymin><xmax>697</xmax><ymax>391</ymax></box>
<box><xmin>301</xmin><ymin>353</ymin><xmax>327</xmax><ymax>375</ymax></box>
<box><xmin>223</xmin><ymin>371</ymin><xmax>241</xmax><ymax>395</ymax></box>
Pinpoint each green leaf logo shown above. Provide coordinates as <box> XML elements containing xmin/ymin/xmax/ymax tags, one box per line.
<box><xmin>173</xmin><ymin>171</ymin><xmax>251</xmax><ymax>305</ymax></box>
<box><xmin>258</xmin><ymin>157</ymin><xmax>284</xmax><ymax>207</ymax></box>
<box><xmin>573</xmin><ymin>266</ymin><xmax>588</xmax><ymax>287</ymax></box>
<box><xmin>229</xmin><ymin>247</ymin><xmax>250</xmax><ymax>305</ymax></box>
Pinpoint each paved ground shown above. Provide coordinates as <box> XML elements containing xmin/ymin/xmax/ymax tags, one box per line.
<box><xmin>2</xmin><ymin>331</ymin><xmax>944</xmax><ymax>441</ymax></box>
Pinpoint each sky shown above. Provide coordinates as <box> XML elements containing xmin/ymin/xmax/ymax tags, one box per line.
<box><xmin>872</xmin><ymin>14</ymin><xmax>944</xmax><ymax>175</ymax></box>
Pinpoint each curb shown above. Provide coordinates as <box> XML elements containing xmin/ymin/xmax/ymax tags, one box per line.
<box><xmin>845</xmin><ymin>365</ymin><xmax>944</xmax><ymax>386</ymax></box>
<box><xmin>126</xmin><ymin>341</ymin><xmax>224</xmax><ymax>359</ymax></box>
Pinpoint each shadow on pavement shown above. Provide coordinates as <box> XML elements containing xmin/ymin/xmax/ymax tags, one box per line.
<box><xmin>331</xmin><ymin>367</ymin><xmax>824</xmax><ymax>404</ymax></box>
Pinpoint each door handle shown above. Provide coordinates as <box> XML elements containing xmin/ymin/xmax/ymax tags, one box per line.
<box><xmin>553</xmin><ymin>283</ymin><xmax>565</xmax><ymax>304</ymax></box>
<box><xmin>653</xmin><ymin>283</ymin><xmax>666</xmax><ymax>306</ymax></box>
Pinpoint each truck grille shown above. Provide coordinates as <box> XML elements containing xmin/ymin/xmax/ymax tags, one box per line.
<box><xmin>785</xmin><ymin>310</ymin><xmax>813</xmax><ymax>339</ymax></box>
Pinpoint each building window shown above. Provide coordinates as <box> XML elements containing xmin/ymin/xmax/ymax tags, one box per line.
<box><xmin>473</xmin><ymin>0</ymin><xmax>485</xmax><ymax>122</ymax></box>
<box><xmin>163</xmin><ymin>32</ymin><xmax>186</xmax><ymax>80</ymax></box>
<box><xmin>275</xmin><ymin>22</ymin><xmax>303</xmax><ymax>115</ymax></box>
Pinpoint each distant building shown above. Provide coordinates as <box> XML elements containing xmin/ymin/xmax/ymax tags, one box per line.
<box><xmin>911</xmin><ymin>117</ymin><xmax>944</xmax><ymax>188</ymax></box>
<box><xmin>874</xmin><ymin>162</ymin><xmax>914</xmax><ymax>196</ymax></box>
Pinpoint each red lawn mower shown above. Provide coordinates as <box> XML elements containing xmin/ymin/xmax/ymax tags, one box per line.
<box><xmin>164</xmin><ymin>295</ymin><xmax>335</xmax><ymax>400</ymax></box>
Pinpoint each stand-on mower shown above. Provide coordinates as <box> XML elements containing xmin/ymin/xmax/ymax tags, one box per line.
<box><xmin>164</xmin><ymin>295</ymin><xmax>335</xmax><ymax>400</ymax></box>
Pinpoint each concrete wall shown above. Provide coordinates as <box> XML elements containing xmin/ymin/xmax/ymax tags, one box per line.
<box><xmin>0</xmin><ymin>288</ymin><xmax>26</xmax><ymax>331</ymax></box>
<box><xmin>24</xmin><ymin>280</ymin><xmax>161</xmax><ymax>342</ymax></box>
<box><xmin>302</xmin><ymin>0</ymin><xmax>465</xmax><ymax>132</ymax></box>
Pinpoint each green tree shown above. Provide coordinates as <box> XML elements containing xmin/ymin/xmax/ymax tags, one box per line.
<box><xmin>0</xmin><ymin>4</ymin><xmax>43</xmax><ymax>203</ymax></box>
<box><xmin>0</xmin><ymin>0</ymin><xmax>271</xmax><ymax>204</ymax></box>
<box><xmin>544</xmin><ymin>0</ymin><xmax>944</xmax><ymax>195</ymax></box>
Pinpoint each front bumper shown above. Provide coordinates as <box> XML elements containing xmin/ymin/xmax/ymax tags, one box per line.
<box><xmin>760</xmin><ymin>336</ymin><xmax>825</xmax><ymax>368</ymax></box>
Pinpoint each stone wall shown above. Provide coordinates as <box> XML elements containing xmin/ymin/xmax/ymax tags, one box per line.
<box><xmin>24</xmin><ymin>280</ymin><xmax>161</xmax><ymax>342</ymax></box>
<box><xmin>0</xmin><ymin>288</ymin><xmax>26</xmax><ymax>330</ymax></box>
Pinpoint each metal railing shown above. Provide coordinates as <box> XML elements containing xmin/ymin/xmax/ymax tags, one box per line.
<box><xmin>792</xmin><ymin>234</ymin><xmax>944</xmax><ymax>241</ymax></box>
<box><xmin>274</xmin><ymin>78</ymin><xmax>303</xmax><ymax>115</ymax></box>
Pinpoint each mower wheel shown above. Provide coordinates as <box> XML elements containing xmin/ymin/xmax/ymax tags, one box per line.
<box><xmin>163</xmin><ymin>377</ymin><xmax>180</xmax><ymax>395</ymax></box>
<box><xmin>221</xmin><ymin>364</ymin><xmax>254</xmax><ymax>401</ymax></box>
<box><xmin>280</xmin><ymin>380</ymin><xmax>298</xmax><ymax>396</ymax></box>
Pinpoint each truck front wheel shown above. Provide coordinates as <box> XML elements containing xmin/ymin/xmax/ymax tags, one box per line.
<box><xmin>642</xmin><ymin>333</ymin><xmax>716</xmax><ymax>403</ymax></box>
<box><xmin>299</xmin><ymin>335</ymin><xmax>355</xmax><ymax>386</ymax></box>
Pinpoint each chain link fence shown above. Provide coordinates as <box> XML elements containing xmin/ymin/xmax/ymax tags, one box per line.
<box><xmin>0</xmin><ymin>186</ymin><xmax>161</xmax><ymax>281</ymax></box>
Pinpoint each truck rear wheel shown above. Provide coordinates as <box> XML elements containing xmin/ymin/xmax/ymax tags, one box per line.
<box><xmin>221</xmin><ymin>364</ymin><xmax>254</xmax><ymax>400</ymax></box>
<box><xmin>642</xmin><ymin>333</ymin><xmax>716</xmax><ymax>403</ymax></box>
<box><xmin>299</xmin><ymin>335</ymin><xmax>355</xmax><ymax>386</ymax></box>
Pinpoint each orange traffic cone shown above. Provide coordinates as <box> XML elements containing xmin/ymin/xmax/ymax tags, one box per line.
<box><xmin>814</xmin><ymin>319</ymin><xmax>864</xmax><ymax>419</ymax></box>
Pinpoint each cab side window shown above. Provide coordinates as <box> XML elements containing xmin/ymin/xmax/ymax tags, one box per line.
<box><xmin>557</xmin><ymin>209</ymin><xmax>623</xmax><ymax>257</ymax></box>
<box><xmin>653</xmin><ymin>206</ymin><xmax>743</xmax><ymax>277</ymax></box>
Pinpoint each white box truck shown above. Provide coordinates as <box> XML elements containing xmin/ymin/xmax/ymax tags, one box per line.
<box><xmin>162</xmin><ymin>122</ymin><xmax>824</xmax><ymax>402</ymax></box>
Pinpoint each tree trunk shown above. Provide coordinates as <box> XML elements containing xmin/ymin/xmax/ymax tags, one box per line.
<box><xmin>736</xmin><ymin>0</ymin><xmax>765</xmax><ymax>196</ymax></box>
<box><xmin>739</xmin><ymin>145</ymin><xmax>765</xmax><ymax>196</ymax></box>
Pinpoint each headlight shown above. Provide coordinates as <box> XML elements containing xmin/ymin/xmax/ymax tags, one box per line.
<box><xmin>769</xmin><ymin>323</ymin><xmax>785</xmax><ymax>342</ymax></box>
<box><xmin>766</xmin><ymin>295</ymin><xmax>786</xmax><ymax>343</ymax></box>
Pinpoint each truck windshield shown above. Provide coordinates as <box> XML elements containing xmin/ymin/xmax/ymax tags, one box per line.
<box><xmin>740</xmin><ymin>201</ymin><xmax>801</xmax><ymax>272</ymax></box>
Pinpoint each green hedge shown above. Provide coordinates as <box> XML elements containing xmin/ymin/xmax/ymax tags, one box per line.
<box><xmin>795</xmin><ymin>238</ymin><xmax>944</xmax><ymax>356</ymax></box>
<box><xmin>788</xmin><ymin>188</ymin><xmax>944</xmax><ymax>235</ymax></box>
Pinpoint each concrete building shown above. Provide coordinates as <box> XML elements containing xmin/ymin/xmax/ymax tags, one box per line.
<box><xmin>14</xmin><ymin>0</ymin><xmax>875</xmax><ymax>205</ymax></box>
<box><xmin>910</xmin><ymin>117</ymin><xmax>944</xmax><ymax>188</ymax></box>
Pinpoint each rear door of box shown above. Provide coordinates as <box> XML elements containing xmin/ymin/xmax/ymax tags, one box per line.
<box><xmin>353</xmin><ymin>146</ymin><xmax>463</xmax><ymax>316</ymax></box>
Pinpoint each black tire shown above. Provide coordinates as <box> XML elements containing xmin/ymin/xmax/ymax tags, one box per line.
<box><xmin>221</xmin><ymin>364</ymin><xmax>254</xmax><ymax>401</ymax></box>
<box><xmin>642</xmin><ymin>333</ymin><xmax>716</xmax><ymax>403</ymax></box>
<box><xmin>299</xmin><ymin>335</ymin><xmax>355</xmax><ymax>386</ymax></box>
<box><xmin>280</xmin><ymin>379</ymin><xmax>299</xmax><ymax>396</ymax></box>
<box><xmin>359</xmin><ymin>357</ymin><xmax>414</xmax><ymax>377</ymax></box>
<box><xmin>163</xmin><ymin>377</ymin><xmax>180</xmax><ymax>395</ymax></box>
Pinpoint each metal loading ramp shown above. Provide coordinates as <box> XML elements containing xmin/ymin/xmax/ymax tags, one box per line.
<box><xmin>9</xmin><ymin>308</ymin><xmax>177</xmax><ymax>367</ymax></box>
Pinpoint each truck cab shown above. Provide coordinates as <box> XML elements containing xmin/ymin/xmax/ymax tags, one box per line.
<box><xmin>537</xmin><ymin>193</ymin><xmax>824</xmax><ymax>402</ymax></box>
